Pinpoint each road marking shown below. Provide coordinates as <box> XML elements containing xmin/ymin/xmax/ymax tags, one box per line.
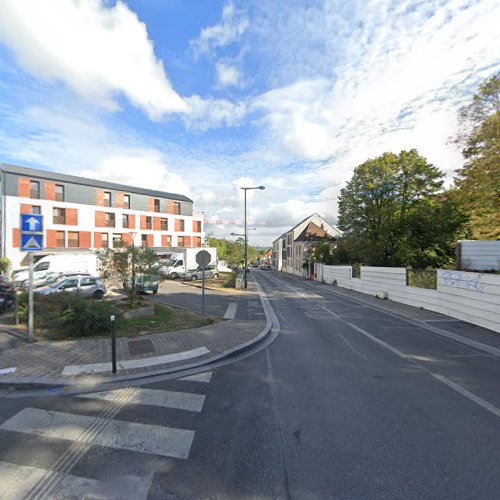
<box><xmin>62</xmin><ymin>346</ymin><xmax>210</xmax><ymax>375</ymax></box>
<box><xmin>180</xmin><ymin>371</ymin><xmax>213</xmax><ymax>383</ymax></box>
<box><xmin>224</xmin><ymin>302</ymin><xmax>237</xmax><ymax>319</ymax></box>
<box><xmin>78</xmin><ymin>387</ymin><xmax>205</xmax><ymax>412</ymax></box>
<box><xmin>431</xmin><ymin>374</ymin><xmax>500</xmax><ymax>419</ymax></box>
<box><xmin>0</xmin><ymin>407</ymin><xmax>195</xmax><ymax>459</ymax></box>
<box><xmin>0</xmin><ymin>367</ymin><xmax>16</xmax><ymax>375</ymax></box>
<box><xmin>0</xmin><ymin>461</ymin><xmax>152</xmax><ymax>500</ymax></box>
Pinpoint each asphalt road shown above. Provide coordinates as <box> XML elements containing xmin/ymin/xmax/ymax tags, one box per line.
<box><xmin>1</xmin><ymin>270</ymin><xmax>499</xmax><ymax>499</ymax></box>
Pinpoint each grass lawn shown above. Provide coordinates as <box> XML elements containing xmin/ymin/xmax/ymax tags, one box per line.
<box><xmin>182</xmin><ymin>271</ymin><xmax>237</xmax><ymax>290</ymax></box>
<box><xmin>116</xmin><ymin>303</ymin><xmax>221</xmax><ymax>337</ymax></box>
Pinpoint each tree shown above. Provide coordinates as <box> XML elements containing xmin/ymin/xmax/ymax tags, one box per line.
<box><xmin>206</xmin><ymin>235</ymin><xmax>259</xmax><ymax>268</ymax></box>
<box><xmin>337</xmin><ymin>149</ymin><xmax>466</xmax><ymax>267</ymax></box>
<box><xmin>99</xmin><ymin>245</ymin><xmax>160</xmax><ymax>306</ymax></box>
<box><xmin>453</xmin><ymin>72</ymin><xmax>500</xmax><ymax>239</ymax></box>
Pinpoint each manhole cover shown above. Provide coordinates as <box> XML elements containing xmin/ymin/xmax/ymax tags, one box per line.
<box><xmin>128</xmin><ymin>339</ymin><xmax>155</xmax><ymax>356</ymax></box>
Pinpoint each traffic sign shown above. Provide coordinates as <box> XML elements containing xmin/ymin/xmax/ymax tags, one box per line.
<box><xmin>21</xmin><ymin>214</ymin><xmax>43</xmax><ymax>234</ymax></box>
<box><xmin>21</xmin><ymin>233</ymin><xmax>44</xmax><ymax>251</ymax></box>
<box><xmin>196</xmin><ymin>250</ymin><xmax>211</xmax><ymax>267</ymax></box>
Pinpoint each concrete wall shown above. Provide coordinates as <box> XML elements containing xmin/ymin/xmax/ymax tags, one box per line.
<box><xmin>458</xmin><ymin>240</ymin><xmax>500</xmax><ymax>271</ymax></box>
<box><xmin>314</xmin><ymin>264</ymin><xmax>500</xmax><ymax>333</ymax></box>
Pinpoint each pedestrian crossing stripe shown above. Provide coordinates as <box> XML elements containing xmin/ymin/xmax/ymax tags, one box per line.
<box><xmin>0</xmin><ymin>407</ymin><xmax>195</xmax><ymax>459</ymax></box>
<box><xmin>180</xmin><ymin>371</ymin><xmax>212</xmax><ymax>383</ymax></box>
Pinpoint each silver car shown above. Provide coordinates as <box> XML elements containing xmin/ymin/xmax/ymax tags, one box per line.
<box><xmin>36</xmin><ymin>275</ymin><xmax>106</xmax><ymax>299</ymax></box>
<box><xmin>180</xmin><ymin>265</ymin><xmax>219</xmax><ymax>281</ymax></box>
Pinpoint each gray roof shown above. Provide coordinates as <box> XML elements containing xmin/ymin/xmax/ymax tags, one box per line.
<box><xmin>271</xmin><ymin>213</ymin><xmax>341</xmax><ymax>244</ymax></box>
<box><xmin>1</xmin><ymin>163</ymin><xmax>192</xmax><ymax>203</ymax></box>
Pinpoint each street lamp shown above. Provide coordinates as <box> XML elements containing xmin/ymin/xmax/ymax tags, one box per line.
<box><xmin>240</xmin><ymin>186</ymin><xmax>265</xmax><ymax>289</ymax></box>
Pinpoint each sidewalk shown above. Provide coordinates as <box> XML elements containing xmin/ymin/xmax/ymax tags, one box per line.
<box><xmin>0</xmin><ymin>277</ymin><xmax>270</xmax><ymax>389</ymax></box>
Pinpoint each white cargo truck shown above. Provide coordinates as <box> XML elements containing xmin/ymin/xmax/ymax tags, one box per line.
<box><xmin>159</xmin><ymin>247</ymin><xmax>217</xmax><ymax>279</ymax></box>
<box><xmin>12</xmin><ymin>252</ymin><xmax>99</xmax><ymax>287</ymax></box>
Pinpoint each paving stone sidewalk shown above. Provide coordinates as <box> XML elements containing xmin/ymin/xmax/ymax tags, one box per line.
<box><xmin>0</xmin><ymin>279</ymin><xmax>269</xmax><ymax>387</ymax></box>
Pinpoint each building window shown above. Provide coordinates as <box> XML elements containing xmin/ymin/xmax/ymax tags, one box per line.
<box><xmin>53</xmin><ymin>207</ymin><xmax>66</xmax><ymax>224</ymax></box>
<box><xmin>101</xmin><ymin>233</ymin><xmax>109</xmax><ymax>248</ymax></box>
<box><xmin>153</xmin><ymin>198</ymin><xmax>160</xmax><ymax>212</ymax></box>
<box><xmin>193</xmin><ymin>220</ymin><xmax>202</xmax><ymax>232</ymax></box>
<box><xmin>113</xmin><ymin>234</ymin><xmax>122</xmax><ymax>248</ymax></box>
<box><xmin>56</xmin><ymin>231</ymin><xmax>65</xmax><ymax>248</ymax></box>
<box><xmin>30</xmin><ymin>180</ymin><xmax>40</xmax><ymax>199</ymax></box>
<box><xmin>178</xmin><ymin>219</ymin><xmax>185</xmax><ymax>232</ymax></box>
<box><xmin>105</xmin><ymin>212</ymin><xmax>115</xmax><ymax>228</ymax></box>
<box><xmin>32</xmin><ymin>206</ymin><xmax>41</xmax><ymax>215</ymax></box>
<box><xmin>55</xmin><ymin>184</ymin><xmax>65</xmax><ymax>202</ymax></box>
<box><xmin>161</xmin><ymin>218</ymin><xmax>168</xmax><ymax>230</ymax></box>
<box><xmin>123</xmin><ymin>194</ymin><xmax>130</xmax><ymax>209</ymax></box>
<box><xmin>68</xmin><ymin>231</ymin><xmax>79</xmax><ymax>248</ymax></box>
<box><xmin>104</xmin><ymin>191</ymin><xmax>112</xmax><ymax>207</ymax></box>
<box><xmin>146</xmin><ymin>216</ymin><xmax>152</xmax><ymax>230</ymax></box>
<box><xmin>141</xmin><ymin>234</ymin><xmax>148</xmax><ymax>246</ymax></box>
<box><xmin>122</xmin><ymin>214</ymin><xmax>130</xmax><ymax>228</ymax></box>
<box><xmin>173</xmin><ymin>202</ymin><xmax>181</xmax><ymax>215</ymax></box>
<box><xmin>177</xmin><ymin>236</ymin><xmax>185</xmax><ymax>247</ymax></box>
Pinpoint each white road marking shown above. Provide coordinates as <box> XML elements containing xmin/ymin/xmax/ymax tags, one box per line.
<box><xmin>431</xmin><ymin>373</ymin><xmax>500</xmax><ymax>419</ymax></box>
<box><xmin>0</xmin><ymin>407</ymin><xmax>195</xmax><ymax>459</ymax></box>
<box><xmin>78</xmin><ymin>387</ymin><xmax>205</xmax><ymax>412</ymax></box>
<box><xmin>180</xmin><ymin>371</ymin><xmax>213</xmax><ymax>383</ymax></box>
<box><xmin>62</xmin><ymin>346</ymin><xmax>210</xmax><ymax>375</ymax></box>
<box><xmin>224</xmin><ymin>302</ymin><xmax>237</xmax><ymax>319</ymax></box>
<box><xmin>0</xmin><ymin>367</ymin><xmax>16</xmax><ymax>375</ymax></box>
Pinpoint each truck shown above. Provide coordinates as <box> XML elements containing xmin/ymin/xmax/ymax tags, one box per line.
<box><xmin>11</xmin><ymin>252</ymin><xmax>99</xmax><ymax>287</ymax></box>
<box><xmin>158</xmin><ymin>247</ymin><xmax>217</xmax><ymax>279</ymax></box>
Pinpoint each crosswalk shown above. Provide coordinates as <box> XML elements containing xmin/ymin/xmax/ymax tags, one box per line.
<box><xmin>0</xmin><ymin>371</ymin><xmax>213</xmax><ymax>500</ymax></box>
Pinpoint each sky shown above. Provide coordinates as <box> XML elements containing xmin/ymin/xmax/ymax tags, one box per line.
<box><xmin>0</xmin><ymin>0</ymin><xmax>498</xmax><ymax>246</ymax></box>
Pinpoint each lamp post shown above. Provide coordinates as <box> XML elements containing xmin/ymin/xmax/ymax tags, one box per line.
<box><xmin>239</xmin><ymin>186</ymin><xmax>265</xmax><ymax>289</ymax></box>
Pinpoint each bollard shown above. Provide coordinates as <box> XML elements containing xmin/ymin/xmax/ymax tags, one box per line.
<box><xmin>110</xmin><ymin>314</ymin><xmax>117</xmax><ymax>374</ymax></box>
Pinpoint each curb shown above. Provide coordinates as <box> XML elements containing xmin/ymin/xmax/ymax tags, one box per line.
<box><xmin>0</xmin><ymin>278</ymin><xmax>273</xmax><ymax>392</ymax></box>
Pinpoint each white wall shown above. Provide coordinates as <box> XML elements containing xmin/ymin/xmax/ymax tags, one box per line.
<box><xmin>315</xmin><ymin>264</ymin><xmax>500</xmax><ymax>333</ymax></box>
<box><xmin>459</xmin><ymin>240</ymin><xmax>500</xmax><ymax>271</ymax></box>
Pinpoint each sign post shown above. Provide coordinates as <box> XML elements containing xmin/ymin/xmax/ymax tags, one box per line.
<box><xmin>20</xmin><ymin>214</ymin><xmax>44</xmax><ymax>343</ymax></box>
<box><xmin>196</xmin><ymin>250</ymin><xmax>212</xmax><ymax>317</ymax></box>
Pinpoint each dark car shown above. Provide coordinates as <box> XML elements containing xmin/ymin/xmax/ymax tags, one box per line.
<box><xmin>125</xmin><ymin>275</ymin><xmax>159</xmax><ymax>294</ymax></box>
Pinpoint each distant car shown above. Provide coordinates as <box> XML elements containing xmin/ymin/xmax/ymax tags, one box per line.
<box><xmin>180</xmin><ymin>265</ymin><xmax>219</xmax><ymax>281</ymax></box>
<box><xmin>259</xmin><ymin>264</ymin><xmax>272</xmax><ymax>271</ymax></box>
<box><xmin>36</xmin><ymin>275</ymin><xmax>106</xmax><ymax>299</ymax></box>
<box><xmin>124</xmin><ymin>275</ymin><xmax>159</xmax><ymax>294</ymax></box>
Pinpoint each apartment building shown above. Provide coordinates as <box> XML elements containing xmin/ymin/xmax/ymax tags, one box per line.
<box><xmin>0</xmin><ymin>164</ymin><xmax>204</xmax><ymax>269</ymax></box>
<box><xmin>272</xmin><ymin>214</ymin><xmax>342</xmax><ymax>277</ymax></box>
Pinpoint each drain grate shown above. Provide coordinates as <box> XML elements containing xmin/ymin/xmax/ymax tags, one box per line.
<box><xmin>128</xmin><ymin>339</ymin><xmax>155</xmax><ymax>356</ymax></box>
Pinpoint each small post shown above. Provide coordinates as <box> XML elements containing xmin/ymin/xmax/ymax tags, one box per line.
<box><xmin>28</xmin><ymin>251</ymin><xmax>34</xmax><ymax>342</ymax></box>
<box><xmin>14</xmin><ymin>290</ymin><xmax>19</xmax><ymax>326</ymax></box>
<box><xmin>110</xmin><ymin>314</ymin><xmax>117</xmax><ymax>374</ymax></box>
<box><xmin>201</xmin><ymin>265</ymin><xmax>206</xmax><ymax>316</ymax></box>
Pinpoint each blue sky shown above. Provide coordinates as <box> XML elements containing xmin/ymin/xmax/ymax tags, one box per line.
<box><xmin>0</xmin><ymin>0</ymin><xmax>498</xmax><ymax>245</ymax></box>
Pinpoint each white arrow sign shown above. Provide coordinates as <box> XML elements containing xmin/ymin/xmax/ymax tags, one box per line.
<box><xmin>26</xmin><ymin>216</ymin><xmax>40</xmax><ymax>231</ymax></box>
<box><xmin>24</xmin><ymin>236</ymin><xmax>42</xmax><ymax>250</ymax></box>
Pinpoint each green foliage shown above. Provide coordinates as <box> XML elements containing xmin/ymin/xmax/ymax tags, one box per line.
<box><xmin>19</xmin><ymin>293</ymin><xmax>115</xmax><ymax>339</ymax></box>
<box><xmin>337</xmin><ymin>149</ymin><xmax>467</xmax><ymax>268</ymax></box>
<box><xmin>206</xmin><ymin>235</ymin><xmax>259</xmax><ymax>268</ymax></box>
<box><xmin>453</xmin><ymin>72</ymin><xmax>500</xmax><ymax>239</ymax></box>
<box><xmin>0</xmin><ymin>256</ymin><xmax>10</xmax><ymax>274</ymax></box>
<box><xmin>407</xmin><ymin>269</ymin><xmax>437</xmax><ymax>290</ymax></box>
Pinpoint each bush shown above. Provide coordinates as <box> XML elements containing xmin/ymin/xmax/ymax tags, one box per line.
<box><xmin>19</xmin><ymin>292</ymin><xmax>116</xmax><ymax>339</ymax></box>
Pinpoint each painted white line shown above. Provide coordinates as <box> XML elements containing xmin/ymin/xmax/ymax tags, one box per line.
<box><xmin>0</xmin><ymin>408</ymin><xmax>195</xmax><ymax>459</ymax></box>
<box><xmin>62</xmin><ymin>346</ymin><xmax>210</xmax><ymax>375</ymax></box>
<box><xmin>0</xmin><ymin>461</ymin><xmax>153</xmax><ymax>500</ymax></box>
<box><xmin>78</xmin><ymin>387</ymin><xmax>205</xmax><ymax>412</ymax></box>
<box><xmin>431</xmin><ymin>373</ymin><xmax>500</xmax><ymax>419</ymax></box>
<box><xmin>224</xmin><ymin>302</ymin><xmax>237</xmax><ymax>319</ymax></box>
<box><xmin>180</xmin><ymin>371</ymin><xmax>212</xmax><ymax>383</ymax></box>
<box><xmin>0</xmin><ymin>367</ymin><xmax>16</xmax><ymax>375</ymax></box>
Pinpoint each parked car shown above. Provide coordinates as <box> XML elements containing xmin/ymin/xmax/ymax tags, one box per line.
<box><xmin>0</xmin><ymin>278</ymin><xmax>16</xmax><ymax>314</ymax></box>
<box><xmin>36</xmin><ymin>275</ymin><xmax>106</xmax><ymax>299</ymax></box>
<box><xmin>124</xmin><ymin>275</ymin><xmax>159</xmax><ymax>294</ymax></box>
<box><xmin>180</xmin><ymin>265</ymin><xmax>219</xmax><ymax>281</ymax></box>
<box><xmin>259</xmin><ymin>264</ymin><xmax>272</xmax><ymax>271</ymax></box>
<box><xmin>22</xmin><ymin>272</ymin><xmax>92</xmax><ymax>291</ymax></box>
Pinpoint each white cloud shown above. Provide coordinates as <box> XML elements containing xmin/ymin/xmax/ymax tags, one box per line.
<box><xmin>183</xmin><ymin>95</ymin><xmax>246</xmax><ymax>130</ymax></box>
<box><xmin>191</xmin><ymin>2</ymin><xmax>249</xmax><ymax>55</ymax></box>
<box><xmin>0</xmin><ymin>0</ymin><xmax>185</xmax><ymax>119</ymax></box>
<box><xmin>215</xmin><ymin>61</ymin><xmax>241</xmax><ymax>88</ymax></box>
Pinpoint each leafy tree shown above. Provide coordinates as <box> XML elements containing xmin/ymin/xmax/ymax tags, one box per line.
<box><xmin>338</xmin><ymin>149</ymin><xmax>466</xmax><ymax>267</ymax></box>
<box><xmin>453</xmin><ymin>72</ymin><xmax>500</xmax><ymax>239</ymax></box>
<box><xmin>206</xmin><ymin>235</ymin><xmax>259</xmax><ymax>268</ymax></box>
<box><xmin>99</xmin><ymin>246</ymin><xmax>160</xmax><ymax>306</ymax></box>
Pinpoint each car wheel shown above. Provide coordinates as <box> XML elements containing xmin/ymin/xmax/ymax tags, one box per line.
<box><xmin>212</xmin><ymin>273</ymin><xmax>218</xmax><ymax>278</ymax></box>
<box><xmin>152</xmin><ymin>289</ymin><xmax>158</xmax><ymax>295</ymax></box>
<box><xmin>170</xmin><ymin>272</ymin><xmax>178</xmax><ymax>279</ymax></box>
<box><xmin>92</xmin><ymin>290</ymin><xmax>104</xmax><ymax>300</ymax></box>
<box><xmin>192</xmin><ymin>275</ymin><xmax>198</xmax><ymax>281</ymax></box>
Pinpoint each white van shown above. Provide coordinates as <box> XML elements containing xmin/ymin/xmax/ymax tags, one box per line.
<box><xmin>12</xmin><ymin>253</ymin><xmax>99</xmax><ymax>287</ymax></box>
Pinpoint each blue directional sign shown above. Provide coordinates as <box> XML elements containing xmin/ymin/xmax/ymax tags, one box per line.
<box><xmin>21</xmin><ymin>214</ymin><xmax>43</xmax><ymax>234</ymax></box>
<box><xmin>21</xmin><ymin>233</ymin><xmax>44</xmax><ymax>251</ymax></box>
